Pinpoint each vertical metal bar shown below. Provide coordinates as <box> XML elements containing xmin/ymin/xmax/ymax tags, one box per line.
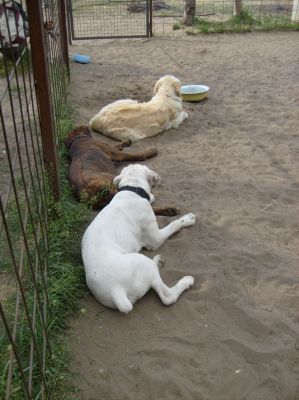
<box><xmin>25</xmin><ymin>0</ymin><xmax>60</xmax><ymax>201</ymax></box>
<box><xmin>148</xmin><ymin>0</ymin><xmax>153</xmax><ymax>36</ymax></box>
<box><xmin>66</xmin><ymin>0</ymin><xmax>72</xmax><ymax>45</ymax></box>
<box><xmin>0</xmin><ymin>302</ymin><xmax>31</xmax><ymax>400</ymax></box>
<box><xmin>5</xmin><ymin>205</ymin><xmax>30</xmax><ymax>400</ymax></box>
<box><xmin>68</xmin><ymin>0</ymin><xmax>76</xmax><ymax>41</ymax></box>
<box><xmin>146</xmin><ymin>0</ymin><xmax>149</xmax><ymax>37</ymax></box>
<box><xmin>19</xmin><ymin>23</ymin><xmax>49</xmax><ymax>221</ymax></box>
<box><xmin>58</xmin><ymin>0</ymin><xmax>70</xmax><ymax>78</ymax></box>
<box><xmin>28</xmin><ymin>222</ymin><xmax>43</xmax><ymax>396</ymax></box>
<box><xmin>41</xmin><ymin>294</ymin><xmax>48</xmax><ymax>400</ymax></box>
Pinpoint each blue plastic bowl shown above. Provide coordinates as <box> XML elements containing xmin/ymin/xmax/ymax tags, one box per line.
<box><xmin>72</xmin><ymin>54</ymin><xmax>91</xmax><ymax>64</ymax></box>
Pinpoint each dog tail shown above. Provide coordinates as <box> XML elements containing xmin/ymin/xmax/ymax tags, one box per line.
<box><xmin>111</xmin><ymin>288</ymin><xmax>133</xmax><ymax>314</ymax></box>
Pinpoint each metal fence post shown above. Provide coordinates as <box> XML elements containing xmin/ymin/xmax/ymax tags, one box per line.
<box><xmin>59</xmin><ymin>0</ymin><xmax>70</xmax><ymax>78</ymax></box>
<box><xmin>26</xmin><ymin>0</ymin><xmax>60</xmax><ymax>201</ymax></box>
<box><xmin>148</xmin><ymin>0</ymin><xmax>153</xmax><ymax>37</ymax></box>
<box><xmin>67</xmin><ymin>0</ymin><xmax>75</xmax><ymax>43</ymax></box>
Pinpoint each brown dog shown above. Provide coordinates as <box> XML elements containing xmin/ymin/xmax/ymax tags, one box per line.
<box><xmin>65</xmin><ymin>126</ymin><xmax>179</xmax><ymax>216</ymax></box>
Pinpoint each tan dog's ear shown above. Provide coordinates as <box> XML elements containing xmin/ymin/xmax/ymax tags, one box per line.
<box><xmin>113</xmin><ymin>175</ymin><xmax>121</xmax><ymax>187</ymax></box>
<box><xmin>173</xmin><ymin>81</ymin><xmax>181</xmax><ymax>97</ymax></box>
<box><xmin>153</xmin><ymin>79</ymin><xmax>162</xmax><ymax>95</ymax></box>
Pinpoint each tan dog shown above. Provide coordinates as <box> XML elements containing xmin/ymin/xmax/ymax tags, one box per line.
<box><xmin>89</xmin><ymin>75</ymin><xmax>188</xmax><ymax>142</ymax></box>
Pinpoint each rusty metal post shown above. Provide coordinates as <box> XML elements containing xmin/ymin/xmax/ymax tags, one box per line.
<box><xmin>58</xmin><ymin>0</ymin><xmax>70</xmax><ymax>78</ymax></box>
<box><xmin>25</xmin><ymin>0</ymin><xmax>60</xmax><ymax>200</ymax></box>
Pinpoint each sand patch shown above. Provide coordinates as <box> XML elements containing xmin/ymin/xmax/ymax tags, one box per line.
<box><xmin>67</xmin><ymin>33</ymin><xmax>299</xmax><ymax>399</ymax></box>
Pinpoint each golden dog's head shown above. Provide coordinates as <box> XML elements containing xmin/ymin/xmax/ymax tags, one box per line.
<box><xmin>153</xmin><ymin>75</ymin><xmax>181</xmax><ymax>98</ymax></box>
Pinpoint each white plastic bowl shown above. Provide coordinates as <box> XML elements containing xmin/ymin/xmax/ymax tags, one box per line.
<box><xmin>181</xmin><ymin>85</ymin><xmax>209</xmax><ymax>102</ymax></box>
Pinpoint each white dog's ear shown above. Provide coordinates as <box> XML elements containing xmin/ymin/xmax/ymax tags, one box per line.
<box><xmin>153</xmin><ymin>79</ymin><xmax>162</xmax><ymax>95</ymax></box>
<box><xmin>147</xmin><ymin>170</ymin><xmax>160</xmax><ymax>186</ymax></box>
<box><xmin>173</xmin><ymin>81</ymin><xmax>181</xmax><ymax>97</ymax></box>
<box><xmin>113</xmin><ymin>174</ymin><xmax>121</xmax><ymax>187</ymax></box>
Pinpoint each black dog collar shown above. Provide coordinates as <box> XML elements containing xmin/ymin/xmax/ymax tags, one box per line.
<box><xmin>66</xmin><ymin>133</ymin><xmax>90</xmax><ymax>149</ymax></box>
<box><xmin>119</xmin><ymin>186</ymin><xmax>150</xmax><ymax>202</ymax></box>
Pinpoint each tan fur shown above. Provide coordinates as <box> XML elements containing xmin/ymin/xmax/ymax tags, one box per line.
<box><xmin>89</xmin><ymin>75</ymin><xmax>188</xmax><ymax>142</ymax></box>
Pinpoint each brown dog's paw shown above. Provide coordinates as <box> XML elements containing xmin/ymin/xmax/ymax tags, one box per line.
<box><xmin>153</xmin><ymin>206</ymin><xmax>180</xmax><ymax>217</ymax></box>
<box><xmin>143</xmin><ymin>147</ymin><xmax>157</xmax><ymax>159</ymax></box>
<box><xmin>122</xmin><ymin>139</ymin><xmax>132</xmax><ymax>148</ymax></box>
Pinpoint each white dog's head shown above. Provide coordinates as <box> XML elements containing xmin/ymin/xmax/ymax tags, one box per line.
<box><xmin>113</xmin><ymin>164</ymin><xmax>159</xmax><ymax>204</ymax></box>
<box><xmin>153</xmin><ymin>75</ymin><xmax>181</xmax><ymax>98</ymax></box>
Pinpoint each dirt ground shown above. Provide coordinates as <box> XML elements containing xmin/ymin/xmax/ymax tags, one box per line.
<box><xmin>67</xmin><ymin>32</ymin><xmax>299</xmax><ymax>400</ymax></box>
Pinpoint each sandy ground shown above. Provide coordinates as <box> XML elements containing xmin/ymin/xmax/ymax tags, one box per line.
<box><xmin>67</xmin><ymin>33</ymin><xmax>299</xmax><ymax>400</ymax></box>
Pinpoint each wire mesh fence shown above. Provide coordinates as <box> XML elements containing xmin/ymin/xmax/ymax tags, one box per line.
<box><xmin>0</xmin><ymin>0</ymin><xmax>68</xmax><ymax>398</ymax></box>
<box><xmin>152</xmin><ymin>0</ymin><xmax>299</xmax><ymax>35</ymax></box>
<box><xmin>67</xmin><ymin>0</ymin><xmax>150</xmax><ymax>39</ymax></box>
<box><xmin>67</xmin><ymin>0</ymin><xmax>299</xmax><ymax>38</ymax></box>
<box><xmin>43</xmin><ymin>0</ymin><xmax>69</xmax><ymax>150</ymax></box>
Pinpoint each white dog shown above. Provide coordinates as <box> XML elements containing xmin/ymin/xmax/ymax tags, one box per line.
<box><xmin>81</xmin><ymin>164</ymin><xmax>196</xmax><ymax>313</ymax></box>
<box><xmin>89</xmin><ymin>75</ymin><xmax>188</xmax><ymax>143</ymax></box>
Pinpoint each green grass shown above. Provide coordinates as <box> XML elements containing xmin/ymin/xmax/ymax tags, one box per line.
<box><xmin>0</xmin><ymin>106</ymin><xmax>93</xmax><ymax>399</ymax></box>
<box><xmin>39</xmin><ymin>110</ymin><xmax>92</xmax><ymax>398</ymax></box>
<box><xmin>0</xmin><ymin>56</ymin><xmax>14</xmax><ymax>78</ymax></box>
<box><xmin>173</xmin><ymin>21</ymin><xmax>182</xmax><ymax>30</ymax></box>
<box><xmin>191</xmin><ymin>9</ymin><xmax>299</xmax><ymax>33</ymax></box>
<box><xmin>46</xmin><ymin>168</ymin><xmax>91</xmax><ymax>399</ymax></box>
<box><xmin>0</xmin><ymin>47</ymin><xmax>30</xmax><ymax>78</ymax></box>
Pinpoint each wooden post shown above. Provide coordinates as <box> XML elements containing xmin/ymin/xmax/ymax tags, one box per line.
<box><xmin>26</xmin><ymin>0</ymin><xmax>60</xmax><ymax>201</ymax></box>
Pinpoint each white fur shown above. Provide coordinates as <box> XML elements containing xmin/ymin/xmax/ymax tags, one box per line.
<box><xmin>81</xmin><ymin>164</ymin><xmax>196</xmax><ymax>313</ymax></box>
<box><xmin>89</xmin><ymin>75</ymin><xmax>188</xmax><ymax>142</ymax></box>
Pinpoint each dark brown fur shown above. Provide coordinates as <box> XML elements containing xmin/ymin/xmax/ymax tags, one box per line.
<box><xmin>65</xmin><ymin>126</ymin><xmax>179</xmax><ymax>216</ymax></box>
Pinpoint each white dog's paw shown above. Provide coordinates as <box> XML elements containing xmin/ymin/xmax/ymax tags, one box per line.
<box><xmin>150</xmin><ymin>194</ymin><xmax>155</xmax><ymax>204</ymax></box>
<box><xmin>184</xmin><ymin>276</ymin><xmax>195</xmax><ymax>288</ymax></box>
<box><xmin>178</xmin><ymin>276</ymin><xmax>194</xmax><ymax>291</ymax></box>
<box><xmin>180</xmin><ymin>213</ymin><xmax>196</xmax><ymax>227</ymax></box>
<box><xmin>183</xmin><ymin>111</ymin><xmax>188</xmax><ymax>120</ymax></box>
